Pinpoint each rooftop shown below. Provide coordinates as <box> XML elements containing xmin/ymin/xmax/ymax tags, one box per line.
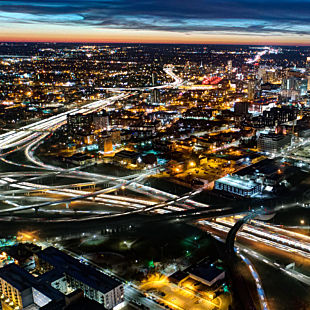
<box><xmin>37</xmin><ymin>247</ymin><xmax>121</xmax><ymax>294</ymax></box>
<box><xmin>0</xmin><ymin>263</ymin><xmax>34</xmax><ymax>292</ymax></box>
<box><xmin>0</xmin><ymin>263</ymin><xmax>64</xmax><ymax>301</ymax></box>
<box><xmin>188</xmin><ymin>265</ymin><xmax>224</xmax><ymax>283</ymax></box>
<box><xmin>237</xmin><ymin>159</ymin><xmax>279</xmax><ymax>177</ymax></box>
<box><xmin>216</xmin><ymin>175</ymin><xmax>259</xmax><ymax>190</ymax></box>
<box><xmin>114</xmin><ymin>150</ymin><xmax>140</xmax><ymax>159</ymax></box>
<box><xmin>258</xmin><ymin>133</ymin><xmax>290</xmax><ymax>141</ymax></box>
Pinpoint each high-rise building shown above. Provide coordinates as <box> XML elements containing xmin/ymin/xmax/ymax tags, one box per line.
<box><xmin>93</xmin><ymin>110</ymin><xmax>109</xmax><ymax>131</ymax></box>
<box><xmin>234</xmin><ymin>101</ymin><xmax>249</xmax><ymax>115</ymax></box>
<box><xmin>248</xmin><ymin>80</ymin><xmax>256</xmax><ymax>101</ymax></box>
<box><xmin>151</xmin><ymin>89</ymin><xmax>160</xmax><ymax>103</ymax></box>
<box><xmin>282</xmin><ymin>77</ymin><xmax>299</xmax><ymax>91</ymax></box>
<box><xmin>281</xmin><ymin>76</ymin><xmax>308</xmax><ymax>99</ymax></box>
<box><xmin>227</xmin><ymin>60</ymin><xmax>233</xmax><ymax>72</ymax></box>
<box><xmin>306</xmin><ymin>57</ymin><xmax>310</xmax><ymax>71</ymax></box>
<box><xmin>151</xmin><ymin>71</ymin><xmax>157</xmax><ymax>86</ymax></box>
<box><xmin>258</xmin><ymin>67</ymin><xmax>277</xmax><ymax>83</ymax></box>
<box><xmin>67</xmin><ymin>112</ymin><xmax>93</xmax><ymax>135</ymax></box>
<box><xmin>67</xmin><ymin>110</ymin><xmax>109</xmax><ymax>135</ymax></box>
<box><xmin>150</xmin><ymin>71</ymin><xmax>160</xmax><ymax>103</ymax></box>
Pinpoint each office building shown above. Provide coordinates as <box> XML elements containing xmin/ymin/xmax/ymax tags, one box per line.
<box><xmin>257</xmin><ymin>132</ymin><xmax>291</xmax><ymax>153</ymax></box>
<box><xmin>93</xmin><ymin>110</ymin><xmax>109</xmax><ymax>131</ymax></box>
<box><xmin>247</xmin><ymin>80</ymin><xmax>255</xmax><ymax>101</ymax></box>
<box><xmin>67</xmin><ymin>110</ymin><xmax>109</xmax><ymax>135</ymax></box>
<box><xmin>234</xmin><ymin>101</ymin><xmax>249</xmax><ymax>115</ymax></box>
<box><xmin>227</xmin><ymin>60</ymin><xmax>233</xmax><ymax>72</ymax></box>
<box><xmin>263</xmin><ymin>107</ymin><xmax>298</xmax><ymax>125</ymax></box>
<box><xmin>151</xmin><ymin>71</ymin><xmax>157</xmax><ymax>86</ymax></box>
<box><xmin>306</xmin><ymin>57</ymin><xmax>310</xmax><ymax>70</ymax></box>
<box><xmin>281</xmin><ymin>76</ymin><xmax>309</xmax><ymax>99</ymax></box>
<box><xmin>151</xmin><ymin>89</ymin><xmax>160</xmax><ymax>103</ymax></box>
<box><xmin>214</xmin><ymin>175</ymin><xmax>261</xmax><ymax>197</ymax></box>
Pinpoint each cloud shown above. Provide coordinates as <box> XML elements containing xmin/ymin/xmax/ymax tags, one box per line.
<box><xmin>1</xmin><ymin>0</ymin><xmax>310</xmax><ymax>37</ymax></box>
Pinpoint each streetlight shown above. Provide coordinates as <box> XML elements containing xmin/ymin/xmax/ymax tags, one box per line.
<box><xmin>189</xmin><ymin>161</ymin><xmax>196</xmax><ymax>168</ymax></box>
<box><xmin>300</xmin><ymin>219</ymin><xmax>305</xmax><ymax>225</ymax></box>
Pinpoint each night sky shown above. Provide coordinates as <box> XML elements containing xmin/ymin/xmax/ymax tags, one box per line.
<box><xmin>0</xmin><ymin>0</ymin><xmax>310</xmax><ymax>44</ymax></box>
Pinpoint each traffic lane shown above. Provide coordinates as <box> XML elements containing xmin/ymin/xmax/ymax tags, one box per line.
<box><xmin>249</xmin><ymin>256</ymin><xmax>310</xmax><ymax>310</ymax></box>
<box><xmin>197</xmin><ymin>223</ymin><xmax>310</xmax><ymax>275</ymax></box>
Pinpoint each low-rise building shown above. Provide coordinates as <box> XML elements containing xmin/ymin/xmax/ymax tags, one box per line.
<box><xmin>169</xmin><ymin>259</ymin><xmax>225</xmax><ymax>287</ymax></box>
<box><xmin>113</xmin><ymin>150</ymin><xmax>142</xmax><ymax>166</ymax></box>
<box><xmin>35</xmin><ymin>247</ymin><xmax>124</xmax><ymax>310</ymax></box>
<box><xmin>64</xmin><ymin>153</ymin><xmax>95</xmax><ymax>165</ymax></box>
<box><xmin>188</xmin><ymin>265</ymin><xmax>225</xmax><ymax>287</ymax></box>
<box><xmin>214</xmin><ymin>175</ymin><xmax>261</xmax><ymax>197</ymax></box>
<box><xmin>0</xmin><ymin>263</ymin><xmax>65</xmax><ymax>310</ymax></box>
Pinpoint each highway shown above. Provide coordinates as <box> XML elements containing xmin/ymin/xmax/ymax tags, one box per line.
<box><xmin>200</xmin><ymin>219</ymin><xmax>310</xmax><ymax>260</ymax></box>
<box><xmin>218</xmin><ymin>217</ymin><xmax>310</xmax><ymax>256</ymax></box>
<box><xmin>0</xmin><ymin>175</ymin><xmax>210</xmax><ymax>218</ymax></box>
<box><xmin>246</xmin><ymin>47</ymin><xmax>270</xmax><ymax>64</ymax></box>
<box><xmin>198</xmin><ymin>219</ymin><xmax>310</xmax><ymax>281</ymax></box>
<box><xmin>95</xmin><ymin>66</ymin><xmax>183</xmax><ymax>92</ymax></box>
<box><xmin>0</xmin><ymin>65</ymin><xmax>189</xmax><ymax>213</ymax></box>
<box><xmin>0</xmin><ymin>93</ymin><xmax>130</xmax><ymax>151</ymax></box>
<box><xmin>0</xmin><ymin>61</ymin><xmax>307</xmax><ymax>310</ymax></box>
<box><xmin>0</xmin><ymin>65</ymin><xmax>208</xmax><ymax>219</ymax></box>
<box><xmin>208</xmin><ymin>227</ymin><xmax>310</xmax><ymax>310</ymax></box>
<box><xmin>238</xmin><ymin>253</ymin><xmax>269</xmax><ymax>310</ymax></box>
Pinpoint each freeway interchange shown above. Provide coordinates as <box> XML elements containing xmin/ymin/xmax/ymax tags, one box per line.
<box><xmin>0</xmin><ymin>64</ymin><xmax>309</xmax><ymax>310</ymax></box>
<box><xmin>0</xmin><ymin>65</ymin><xmax>211</xmax><ymax>220</ymax></box>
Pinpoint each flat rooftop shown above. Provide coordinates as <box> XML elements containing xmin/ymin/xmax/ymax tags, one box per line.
<box><xmin>259</xmin><ymin>133</ymin><xmax>290</xmax><ymax>141</ymax></box>
<box><xmin>237</xmin><ymin>159</ymin><xmax>278</xmax><ymax>176</ymax></box>
<box><xmin>114</xmin><ymin>150</ymin><xmax>140</xmax><ymax>159</ymax></box>
<box><xmin>0</xmin><ymin>263</ymin><xmax>34</xmax><ymax>292</ymax></box>
<box><xmin>189</xmin><ymin>265</ymin><xmax>224</xmax><ymax>283</ymax></box>
<box><xmin>37</xmin><ymin>247</ymin><xmax>121</xmax><ymax>294</ymax></box>
<box><xmin>216</xmin><ymin>175</ymin><xmax>258</xmax><ymax>190</ymax></box>
<box><xmin>0</xmin><ymin>263</ymin><xmax>63</xmax><ymax>301</ymax></box>
<box><xmin>169</xmin><ymin>270</ymin><xmax>188</xmax><ymax>283</ymax></box>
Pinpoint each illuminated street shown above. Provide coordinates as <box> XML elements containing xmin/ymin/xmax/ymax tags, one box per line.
<box><xmin>139</xmin><ymin>273</ymin><xmax>231</xmax><ymax>310</ymax></box>
<box><xmin>0</xmin><ymin>20</ymin><xmax>309</xmax><ymax>310</ymax></box>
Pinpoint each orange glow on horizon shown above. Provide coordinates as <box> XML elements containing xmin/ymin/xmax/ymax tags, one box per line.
<box><xmin>2</xmin><ymin>36</ymin><xmax>310</xmax><ymax>46</ymax></box>
<box><xmin>0</xmin><ymin>25</ymin><xmax>309</xmax><ymax>46</ymax></box>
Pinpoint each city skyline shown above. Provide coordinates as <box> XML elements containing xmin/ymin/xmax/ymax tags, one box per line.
<box><xmin>0</xmin><ymin>2</ymin><xmax>310</xmax><ymax>309</ymax></box>
<box><xmin>1</xmin><ymin>0</ymin><xmax>310</xmax><ymax>45</ymax></box>
<box><xmin>0</xmin><ymin>37</ymin><xmax>309</xmax><ymax>310</ymax></box>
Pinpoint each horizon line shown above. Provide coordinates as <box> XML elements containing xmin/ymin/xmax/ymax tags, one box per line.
<box><xmin>0</xmin><ymin>40</ymin><xmax>310</xmax><ymax>47</ymax></box>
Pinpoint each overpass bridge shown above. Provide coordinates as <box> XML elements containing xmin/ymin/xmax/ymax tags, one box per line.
<box><xmin>225</xmin><ymin>211</ymin><xmax>266</xmax><ymax>256</ymax></box>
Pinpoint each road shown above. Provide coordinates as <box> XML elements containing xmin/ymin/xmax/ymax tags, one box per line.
<box><xmin>0</xmin><ymin>65</ymin><xmax>212</xmax><ymax>219</ymax></box>
<box><xmin>1</xmin><ymin>60</ymin><xmax>308</xmax><ymax>310</ymax></box>
<box><xmin>96</xmin><ymin>66</ymin><xmax>184</xmax><ymax>92</ymax></box>
<box><xmin>198</xmin><ymin>219</ymin><xmax>310</xmax><ymax>283</ymax></box>
<box><xmin>0</xmin><ymin>65</ymin><xmax>182</xmax><ymax>152</ymax></box>
<box><xmin>0</xmin><ymin>93</ymin><xmax>130</xmax><ymax>151</ymax></box>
